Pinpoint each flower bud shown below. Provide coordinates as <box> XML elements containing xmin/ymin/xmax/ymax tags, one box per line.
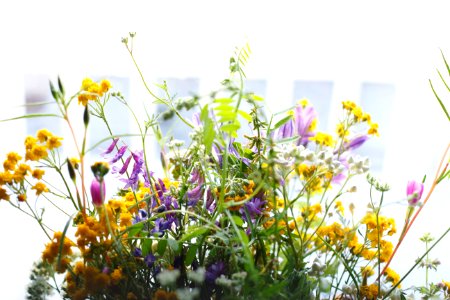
<box><xmin>407</xmin><ymin>180</ymin><xmax>424</xmax><ymax>206</ymax></box>
<box><xmin>90</xmin><ymin>177</ymin><xmax>105</xmax><ymax>207</ymax></box>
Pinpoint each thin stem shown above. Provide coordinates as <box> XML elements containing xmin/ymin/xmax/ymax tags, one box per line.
<box><xmin>379</xmin><ymin>142</ymin><xmax>450</xmax><ymax>279</ymax></box>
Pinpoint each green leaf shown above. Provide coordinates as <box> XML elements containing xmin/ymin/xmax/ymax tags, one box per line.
<box><xmin>56</xmin><ymin>215</ymin><xmax>73</xmax><ymax>271</ymax></box>
<box><xmin>215</xmin><ymin>104</ymin><xmax>234</xmax><ymax>111</ymax></box>
<box><xmin>238</xmin><ymin>229</ymin><xmax>249</xmax><ymax>246</ymax></box>
<box><xmin>185</xmin><ymin>244</ymin><xmax>198</xmax><ymax>266</ymax></box>
<box><xmin>127</xmin><ymin>222</ymin><xmax>143</xmax><ymax>238</ymax></box>
<box><xmin>272</xmin><ymin>115</ymin><xmax>293</xmax><ymax>131</ymax></box>
<box><xmin>429</xmin><ymin>79</ymin><xmax>450</xmax><ymax>121</ymax></box>
<box><xmin>214</xmin><ymin>98</ymin><xmax>234</xmax><ymax>104</ymax></box>
<box><xmin>238</xmin><ymin>110</ymin><xmax>252</xmax><ymax>122</ymax></box>
<box><xmin>231</xmin><ymin>215</ymin><xmax>244</xmax><ymax>227</ymax></box>
<box><xmin>180</xmin><ymin>226</ymin><xmax>209</xmax><ymax>242</ymax></box>
<box><xmin>200</xmin><ymin>104</ymin><xmax>209</xmax><ymax>123</ymax></box>
<box><xmin>167</xmin><ymin>238</ymin><xmax>179</xmax><ymax>253</ymax></box>
<box><xmin>221</xmin><ymin>123</ymin><xmax>240</xmax><ymax>133</ymax></box>
<box><xmin>157</xmin><ymin>239</ymin><xmax>168</xmax><ymax>256</ymax></box>
<box><xmin>203</xmin><ymin>118</ymin><xmax>215</xmax><ymax>154</ymax></box>
<box><xmin>142</xmin><ymin>238</ymin><xmax>152</xmax><ymax>256</ymax></box>
<box><xmin>251</xmin><ymin>94</ymin><xmax>264</xmax><ymax>101</ymax></box>
<box><xmin>440</xmin><ymin>49</ymin><xmax>450</xmax><ymax>77</ymax></box>
<box><xmin>0</xmin><ymin>113</ymin><xmax>63</xmax><ymax>123</ymax></box>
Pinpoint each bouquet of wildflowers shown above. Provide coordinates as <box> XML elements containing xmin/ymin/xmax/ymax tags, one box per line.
<box><xmin>1</xmin><ymin>34</ymin><xmax>450</xmax><ymax>300</ymax></box>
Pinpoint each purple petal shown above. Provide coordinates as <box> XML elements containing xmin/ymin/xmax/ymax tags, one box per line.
<box><xmin>110</xmin><ymin>146</ymin><xmax>127</xmax><ymax>163</ymax></box>
<box><xmin>103</xmin><ymin>138</ymin><xmax>119</xmax><ymax>155</ymax></box>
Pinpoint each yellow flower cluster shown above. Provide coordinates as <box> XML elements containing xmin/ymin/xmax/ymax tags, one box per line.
<box><xmin>359</xmin><ymin>283</ymin><xmax>378</xmax><ymax>299</ymax></box>
<box><xmin>297</xmin><ymin>163</ymin><xmax>333</xmax><ymax>194</ymax></box>
<box><xmin>65</xmin><ymin>262</ymin><xmax>123</xmax><ymax>300</ymax></box>
<box><xmin>0</xmin><ymin>129</ymin><xmax>60</xmax><ymax>201</ymax></box>
<box><xmin>77</xmin><ymin>78</ymin><xmax>112</xmax><ymax>106</ymax></box>
<box><xmin>384</xmin><ymin>267</ymin><xmax>401</xmax><ymax>287</ymax></box>
<box><xmin>341</xmin><ymin>100</ymin><xmax>379</xmax><ymax>136</ymax></box>
<box><xmin>42</xmin><ymin>231</ymin><xmax>75</xmax><ymax>273</ymax></box>
<box><xmin>309</xmin><ymin>132</ymin><xmax>335</xmax><ymax>147</ymax></box>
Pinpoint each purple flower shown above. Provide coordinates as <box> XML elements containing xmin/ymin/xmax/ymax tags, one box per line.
<box><xmin>144</xmin><ymin>253</ymin><xmax>156</xmax><ymax>268</ymax></box>
<box><xmin>205</xmin><ymin>262</ymin><xmax>225</xmax><ymax>283</ymax></box>
<box><xmin>90</xmin><ymin>178</ymin><xmax>105</xmax><ymax>207</ymax></box>
<box><xmin>344</xmin><ymin>135</ymin><xmax>368</xmax><ymax>151</ymax></box>
<box><xmin>134</xmin><ymin>209</ymin><xmax>148</xmax><ymax>224</ymax></box>
<box><xmin>118</xmin><ymin>155</ymin><xmax>133</xmax><ymax>174</ymax></box>
<box><xmin>294</xmin><ymin>104</ymin><xmax>317</xmax><ymax>146</ymax></box>
<box><xmin>151</xmin><ymin>217</ymin><xmax>174</xmax><ymax>236</ymax></box>
<box><xmin>277</xmin><ymin>119</ymin><xmax>294</xmax><ymax>139</ymax></box>
<box><xmin>187</xmin><ymin>185</ymin><xmax>203</xmax><ymax>206</ymax></box>
<box><xmin>133</xmin><ymin>247</ymin><xmax>142</xmax><ymax>257</ymax></box>
<box><xmin>110</xmin><ymin>146</ymin><xmax>128</xmax><ymax>163</ymax></box>
<box><xmin>121</xmin><ymin>150</ymin><xmax>145</xmax><ymax>190</ymax></box>
<box><xmin>241</xmin><ymin>198</ymin><xmax>266</xmax><ymax>219</ymax></box>
<box><xmin>103</xmin><ymin>138</ymin><xmax>119</xmax><ymax>155</ymax></box>
<box><xmin>407</xmin><ymin>180</ymin><xmax>424</xmax><ymax>206</ymax></box>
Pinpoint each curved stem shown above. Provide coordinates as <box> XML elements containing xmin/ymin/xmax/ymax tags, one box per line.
<box><xmin>379</xmin><ymin>142</ymin><xmax>450</xmax><ymax>279</ymax></box>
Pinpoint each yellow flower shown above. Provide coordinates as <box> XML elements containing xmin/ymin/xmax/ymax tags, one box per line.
<box><xmin>32</xmin><ymin>169</ymin><xmax>45</xmax><ymax>180</ymax></box>
<box><xmin>0</xmin><ymin>187</ymin><xmax>10</xmax><ymax>201</ymax></box>
<box><xmin>384</xmin><ymin>267</ymin><xmax>401</xmax><ymax>287</ymax></box>
<box><xmin>298</xmin><ymin>98</ymin><xmax>310</xmax><ymax>108</ymax></box>
<box><xmin>360</xmin><ymin>284</ymin><xmax>378</xmax><ymax>299</ymax></box>
<box><xmin>361</xmin><ymin>266</ymin><xmax>374</xmax><ymax>277</ymax></box>
<box><xmin>24</xmin><ymin>136</ymin><xmax>38</xmax><ymax>150</ymax></box>
<box><xmin>47</xmin><ymin>135</ymin><xmax>63</xmax><ymax>150</ymax></box>
<box><xmin>3</xmin><ymin>152</ymin><xmax>22</xmax><ymax>171</ymax></box>
<box><xmin>336</xmin><ymin>123</ymin><xmax>349</xmax><ymax>138</ymax></box>
<box><xmin>69</xmin><ymin>157</ymin><xmax>80</xmax><ymax>169</ymax></box>
<box><xmin>99</xmin><ymin>79</ymin><xmax>112</xmax><ymax>94</ymax></box>
<box><xmin>78</xmin><ymin>94</ymin><xmax>89</xmax><ymax>106</ymax></box>
<box><xmin>309</xmin><ymin>132</ymin><xmax>335</xmax><ymax>147</ymax></box>
<box><xmin>110</xmin><ymin>267</ymin><xmax>123</xmax><ymax>285</ymax></box>
<box><xmin>31</xmin><ymin>181</ymin><xmax>49</xmax><ymax>195</ymax></box>
<box><xmin>81</xmin><ymin>78</ymin><xmax>94</xmax><ymax>91</ymax></box>
<box><xmin>36</xmin><ymin>129</ymin><xmax>53</xmax><ymax>142</ymax></box>
<box><xmin>368</xmin><ymin>122</ymin><xmax>379</xmax><ymax>136</ymax></box>
<box><xmin>342</xmin><ymin>100</ymin><xmax>356</xmax><ymax>111</ymax></box>
<box><xmin>334</xmin><ymin>200</ymin><xmax>344</xmax><ymax>214</ymax></box>
<box><xmin>17</xmin><ymin>194</ymin><xmax>27</xmax><ymax>202</ymax></box>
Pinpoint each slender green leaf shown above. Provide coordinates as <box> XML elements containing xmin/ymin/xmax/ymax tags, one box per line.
<box><xmin>185</xmin><ymin>244</ymin><xmax>198</xmax><ymax>266</ymax></box>
<box><xmin>429</xmin><ymin>79</ymin><xmax>450</xmax><ymax>121</ymax></box>
<box><xmin>56</xmin><ymin>215</ymin><xmax>73</xmax><ymax>271</ymax></box>
<box><xmin>272</xmin><ymin>115</ymin><xmax>294</xmax><ymax>131</ymax></box>
<box><xmin>203</xmin><ymin>118</ymin><xmax>215</xmax><ymax>154</ymax></box>
<box><xmin>440</xmin><ymin>49</ymin><xmax>450</xmax><ymax>76</ymax></box>
<box><xmin>437</xmin><ymin>70</ymin><xmax>450</xmax><ymax>92</ymax></box>
<box><xmin>180</xmin><ymin>226</ymin><xmax>209</xmax><ymax>242</ymax></box>
<box><xmin>0</xmin><ymin>113</ymin><xmax>63</xmax><ymax>123</ymax></box>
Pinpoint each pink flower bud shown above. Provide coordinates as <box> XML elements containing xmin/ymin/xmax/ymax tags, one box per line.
<box><xmin>90</xmin><ymin>178</ymin><xmax>106</xmax><ymax>207</ymax></box>
<box><xmin>407</xmin><ymin>180</ymin><xmax>424</xmax><ymax>206</ymax></box>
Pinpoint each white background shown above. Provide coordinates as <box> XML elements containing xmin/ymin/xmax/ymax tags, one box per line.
<box><xmin>0</xmin><ymin>1</ymin><xmax>450</xmax><ymax>298</ymax></box>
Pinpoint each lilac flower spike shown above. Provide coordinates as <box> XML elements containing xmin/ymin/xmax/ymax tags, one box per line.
<box><xmin>344</xmin><ymin>135</ymin><xmax>368</xmax><ymax>151</ymax></box>
<box><xmin>278</xmin><ymin>119</ymin><xmax>294</xmax><ymax>139</ymax></box>
<box><xmin>110</xmin><ymin>146</ymin><xmax>127</xmax><ymax>163</ymax></box>
<box><xmin>118</xmin><ymin>155</ymin><xmax>133</xmax><ymax>175</ymax></box>
<box><xmin>103</xmin><ymin>138</ymin><xmax>119</xmax><ymax>155</ymax></box>
<box><xmin>294</xmin><ymin>104</ymin><xmax>317</xmax><ymax>146</ymax></box>
<box><xmin>407</xmin><ymin>180</ymin><xmax>424</xmax><ymax>206</ymax></box>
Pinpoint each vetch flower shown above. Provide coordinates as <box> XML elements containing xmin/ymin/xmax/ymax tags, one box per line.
<box><xmin>407</xmin><ymin>180</ymin><xmax>424</xmax><ymax>206</ymax></box>
<box><xmin>103</xmin><ymin>138</ymin><xmax>119</xmax><ymax>155</ymax></box>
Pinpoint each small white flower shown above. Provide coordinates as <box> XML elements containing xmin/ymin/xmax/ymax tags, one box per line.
<box><xmin>157</xmin><ymin>269</ymin><xmax>180</xmax><ymax>286</ymax></box>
